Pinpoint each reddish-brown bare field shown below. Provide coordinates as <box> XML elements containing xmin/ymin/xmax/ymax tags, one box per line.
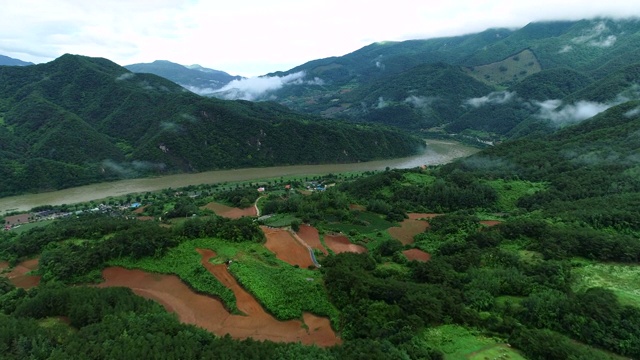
<box><xmin>99</xmin><ymin>249</ymin><xmax>340</xmax><ymax>346</ymax></box>
<box><xmin>262</xmin><ymin>226</ymin><xmax>315</xmax><ymax>268</ymax></box>
<box><xmin>1</xmin><ymin>258</ymin><xmax>41</xmax><ymax>288</ymax></box>
<box><xmin>402</xmin><ymin>249</ymin><xmax>431</xmax><ymax>262</ymax></box>
<box><xmin>480</xmin><ymin>220</ymin><xmax>502</xmax><ymax>227</ymax></box>
<box><xmin>324</xmin><ymin>234</ymin><xmax>367</xmax><ymax>254</ymax></box>
<box><xmin>407</xmin><ymin>213</ymin><xmax>442</xmax><ymax>220</ymax></box>
<box><xmin>388</xmin><ymin>217</ymin><xmax>430</xmax><ymax>245</ymax></box>
<box><xmin>136</xmin><ymin>215</ymin><xmax>155</xmax><ymax>221</ymax></box>
<box><xmin>201</xmin><ymin>202</ymin><xmax>256</xmax><ymax>219</ymax></box>
<box><xmin>349</xmin><ymin>204</ymin><xmax>366</xmax><ymax>211</ymax></box>
<box><xmin>297</xmin><ymin>225</ymin><xmax>328</xmax><ymax>254</ymax></box>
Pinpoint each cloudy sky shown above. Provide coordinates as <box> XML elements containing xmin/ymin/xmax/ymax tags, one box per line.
<box><xmin>1</xmin><ymin>0</ymin><xmax>639</xmax><ymax>77</ymax></box>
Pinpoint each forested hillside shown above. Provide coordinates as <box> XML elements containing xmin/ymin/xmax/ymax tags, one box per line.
<box><xmin>0</xmin><ymin>54</ymin><xmax>423</xmax><ymax>197</ymax></box>
<box><xmin>1</xmin><ymin>95</ymin><xmax>639</xmax><ymax>359</ymax></box>
<box><xmin>212</xmin><ymin>18</ymin><xmax>640</xmax><ymax>143</ymax></box>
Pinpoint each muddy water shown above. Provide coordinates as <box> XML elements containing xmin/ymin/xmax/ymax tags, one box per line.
<box><xmin>0</xmin><ymin>139</ymin><xmax>478</xmax><ymax>214</ymax></box>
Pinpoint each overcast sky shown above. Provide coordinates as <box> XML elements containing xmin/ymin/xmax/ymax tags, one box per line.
<box><xmin>1</xmin><ymin>1</ymin><xmax>639</xmax><ymax>77</ymax></box>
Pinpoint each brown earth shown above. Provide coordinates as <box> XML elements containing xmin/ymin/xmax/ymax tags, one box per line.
<box><xmin>262</xmin><ymin>226</ymin><xmax>315</xmax><ymax>268</ymax></box>
<box><xmin>402</xmin><ymin>249</ymin><xmax>431</xmax><ymax>262</ymax></box>
<box><xmin>296</xmin><ymin>225</ymin><xmax>328</xmax><ymax>255</ymax></box>
<box><xmin>0</xmin><ymin>258</ymin><xmax>41</xmax><ymax>288</ymax></box>
<box><xmin>324</xmin><ymin>234</ymin><xmax>367</xmax><ymax>254</ymax></box>
<box><xmin>349</xmin><ymin>204</ymin><xmax>366</xmax><ymax>211</ymax></box>
<box><xmin>99</xmin><ymin>249</ymin><xmax>340</xmax><ymax>346</ymax></box>
<box><xmin>480</xmin><ymin>220</ymin><xmax>502</xmax><ymax>227</ymax></box>
<box><xmin>388</xmin><ymin>216</ymin><xmax>430</xmax><ymax>245</ymax></box>
<box><xmin>201</xmin><ymin>202</ymin><xmax>256</xmax><ymax>219</ymax></box>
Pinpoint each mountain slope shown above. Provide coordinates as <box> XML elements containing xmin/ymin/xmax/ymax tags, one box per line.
<box><xmin>125</xmin><ymin>60</ymin><xmax>241</xmax><ymax>94</ymax></box>
<box><xmin>0</xmin><ymin>54</ymin><xmax>423</xmax><ymax>197</ymax></box>
<box><xmin>0</xmin><ymin>54</ymin><xmax>33</xmax><ymax>66</ymax></box>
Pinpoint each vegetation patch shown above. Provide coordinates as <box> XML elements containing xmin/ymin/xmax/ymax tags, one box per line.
<box><xmin>108</xmin><ymin>238</ymin><xmax>239</xmax><ymax>313</ymax></box>
<box><xmin>416</xmin><ymin>324</ymin><xmax>505</xmax><ymax>359</ymax></box>
<box><xmin>465</xmin><ymin>49</ymin><xmax>542</xmax><ymax>86</ymax></box>
<box><xmin>229</xmin><ymin>256</ymin><xmax>339</xmax><ymax>325</ymax></box>
<box><xmin>485</xmin><ymin>179</ymin><xmax>547</xmax><ymax>212</ymax></box>
<box><xmin>572</xmin><ymin>262</ymin><xmax>640</xmax><ymax>307</ymax></box>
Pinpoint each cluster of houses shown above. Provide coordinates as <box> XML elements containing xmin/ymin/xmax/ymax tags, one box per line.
<box><xmin>2</xmin><ymin>203</ymin><xmax>143</xmax><ymax>231</ymax></box>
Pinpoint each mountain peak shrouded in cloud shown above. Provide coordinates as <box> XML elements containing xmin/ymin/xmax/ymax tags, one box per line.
<box><xmin>125</xmin><ymin>60</ymin><xmax>242</xmax><ymax>95</ymax></box>
<box><xmin>211</xmin><ymin>71</ymin><xmax>325</xmax><ymax>101</ymax></box>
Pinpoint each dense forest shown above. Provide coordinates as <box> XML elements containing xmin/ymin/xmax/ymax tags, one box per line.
<box><xmin>0</xmin><ymin>54</ymin><xmax>423</xmax><ymax>197</ymax></box>
<box><xmin>1</xmin><ymin>96</ymin><xmax>640</xmax><ymax>359</ymax></box>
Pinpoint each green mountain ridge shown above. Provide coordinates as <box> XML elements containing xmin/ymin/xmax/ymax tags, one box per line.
<box><xmin>0</xmin><ymin>54</ymin><xmax>423</xmax><ymax>197</ymax></box>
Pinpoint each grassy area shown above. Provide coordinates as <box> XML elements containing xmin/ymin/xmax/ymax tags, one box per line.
<box><xmin>324</xmin><ymin>211</ymin><xmax>395</xmax><ymax>234</ymax></box>
<box><xmin>468</xmin><ymin>344</ymin><xmax>526</xmax><ymax>360</ymax></box>
<box><xmin>485</xmin><ymin>179</ymin><xmax>546</xmax><ymax>212</ymax></box>
<box><xmin>415</xmin><ymin>324</ymin><xmax>512</xmax><ymax>360</ymax></box>
<box><xmin>9</xmin><ymin>220</ymin><xmax>54</xmax><ymax>234</ymax></box>
<box><xmin>260</xmin><ymin>213</ymin><xmax>300</xmax><ymax>227</ymax></box>
<box><xmin>572</xmin><ymin>262</ymin><xmax>640</xmax><ymax>308</ymax></box>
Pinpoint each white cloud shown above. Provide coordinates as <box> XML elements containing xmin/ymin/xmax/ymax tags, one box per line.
<box><xmin>212</xmin><ymin>71</ymin><xmax>322</xmax><ymax>100</ymax></box>
<box><xmin>558</xmin><ymin>44</ymin><xmax>573</xmax><ymax>53</ymax></box>
<box><xmin>534</xmin><ymin>99</ymin><xmax>612</xmax><ymax>124</ymax></box>
<box><xmin>2</xmin><ymin>1</ymin><xmax>640</xmax><ymax>76</ymax></box>
<box><xmin>571</xmin><ymin>21</ymin><xmax>618</xmax><ymax>48</ymax></box>
<box><xmin>624</xmin><ymin>106</ymin><xmax>640</xmax><ymax>118</ymax></box>
<box><xmin>464</xmin><ymin>91</ymin><xmax>517</xmax><ymax>108</ymax></box>
<box><xmin>590</xmin><ymin>35</ymin><xmax>617</xmax><ymax>47</ymax></box>
<box><xmin>376</xmin><ymin>97</ymin><xmax>388</xmax><ymax>109</ymax></box>
<box><xmin>115</xmin><ymin>72</ymin><xmax>135</xmax><ymax>81</ymax></box>
<box><xmin>404</xmin><ymin>95</ymin><xmax>437</xmax><ymax>109</ymax></box>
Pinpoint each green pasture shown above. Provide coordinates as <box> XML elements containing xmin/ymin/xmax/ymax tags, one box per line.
<box><xmin>416</xmin><ymin>324</ymin><xmax>516</xmax><ymax>360</ymax></box>
<box><xmin>572</xmin><ymin>262</ymin><xmax>640</xmax><ymax>308</ymax></box>
<box><xmin>485</xmin><ymin>179</ymin><xmax>546</xmax><ymax>212</ymax></box>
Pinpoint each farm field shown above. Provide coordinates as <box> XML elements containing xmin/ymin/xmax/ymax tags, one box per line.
<box><xmin>201</xmin><ymin>202</ymin><xmax>256</xmax><ymax>218</ymax></box>
<box><xmin>263</xmin><ymin>226</ymin><xmax>315</xmax><ymax>268</ymax></box>
<box><xmin>572</xmin><ymin>262</ymin><xmax>640</xmax><ymax>307</ymax></box>
<box><xmin>388</xmin><ymin>214</ymin><xmax>431</xmax><ymax>245</ymax></box>
<box><xmin>323</xmin><ymin>233</ymin><xmax>367</xmax><ymax>254</ymax></box>
<box><xmin>0</xmin><ymin>258</ymin><xmax>41</xmax><ymax>288</ymax></box>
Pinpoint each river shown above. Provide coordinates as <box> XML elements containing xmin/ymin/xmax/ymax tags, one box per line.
<box><xmin>0</xmin><ymin>139</ymin><xmax>478</xmax><ymax>214</ymax></box>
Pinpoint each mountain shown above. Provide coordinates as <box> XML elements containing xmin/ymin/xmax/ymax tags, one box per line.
<box><xmin>0</xmin><ymin>54</ymin><xmax>423</xmax><ymax>197</ymax></box>
<box><xmin>215</xmin><ymin>18</ymin><xmax>640</xmax><ymax>142</ymax></box>
<box><xmin>0</xmin><ymin>54</ymin><xmax>33</xmax><ymax>66</ymax></box>
<box><xmin>125</xmin><ymin>60</ymin><xmax>241</xmax><ymax>95</ymax></box>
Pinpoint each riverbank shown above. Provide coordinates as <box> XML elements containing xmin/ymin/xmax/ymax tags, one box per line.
<box><xmin>0</xmin><ymin>139</ymin><xmax>478</xmax><ymax>215</ymax></box>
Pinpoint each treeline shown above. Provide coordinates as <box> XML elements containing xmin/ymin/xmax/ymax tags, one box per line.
<box><xmin>0</xmin><ymin>213</ymin><xmax>264</xmax><ymax>283</ymax></box>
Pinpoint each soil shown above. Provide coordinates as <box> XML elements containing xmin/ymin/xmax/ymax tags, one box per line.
<box><xmin>201</xmin><ymin>202</ymin><xmax>256</xmax><ymax>219</ymax></box>
<box><xmin>323</xmin><ymin>234</ymin><xmax>367</xmax><ymax>254</ymax></box>
<box><xmin>0</xmin><ymin>258</ymin><xmax>41</xmax><ymax>288</ymax></box>
<box><xmin>388</xmin><ymin>214</ymin><xmax>431</xmax><ymax>245</ymax></box>
<box><xmin>402</xmin><ymin>249</ymin><xmax>431</xmax><ymax>262</ymax></box>
<box><xmin>262</xmin><ymin>226</ymin><xmax>315</xmax><ymax>268</ymax></box>
<box><xmin>296</xmin><ymin>225</ymin><xmax>328</xmax><ymax>255</ymax></box>
<box><xmin>480</xmin><ymin>220</ymin><xmax>502</xmax><ymax>227</ymax></box>
<box><xmin>99</xmin><ymin>249</ymin><xmax>340</xmax><ymax>346</ymax></box>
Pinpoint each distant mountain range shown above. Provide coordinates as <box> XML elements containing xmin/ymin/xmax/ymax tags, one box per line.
<box><xmin>200</xmin><ymin>18</ymin><xmax>640</xmax><ymax>143</ymax></box>
<box><xmin>125</xmin><ymin>60</ymin><xmax>242</xmax><ymax>95</ymax></box>
<box><xmin>0</xmin><ymin>54</ymin><xmax>422</xmax><ymax>197</ymax></box>
<box><xmin>0</xmin><ymin>55</ymin><xmax>33</xmax><ymax>66</ymax></box>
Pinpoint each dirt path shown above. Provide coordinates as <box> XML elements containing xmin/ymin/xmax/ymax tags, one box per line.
<box><xmin>288</xmin><ymin>229</ymin><xmax>321</xmax><ymax>268</ymax></box>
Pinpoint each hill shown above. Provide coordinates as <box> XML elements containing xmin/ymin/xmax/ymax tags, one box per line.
<box><xmin>0</xmin><ymin>54</ymin><xmax>423</xmax><ymax>197</ymax></box>
<box><xmin>125</xmin><ymin>60</ymin><xmax>241</xmax><ymax>95</ymax></box>
<box><xmin>0</xmin><ymin>54</ymin><xmax>33</xmax><ymax>66</ymax></box>
<box><xmin>208</xmin><ymin>18</ymin><xmax>640</xmax><ymax>142</ymax></box>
